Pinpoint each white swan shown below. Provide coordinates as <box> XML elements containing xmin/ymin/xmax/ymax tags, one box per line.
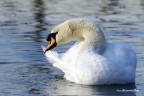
<box><xmin>43</xmin><ymin>19</ymin><xmax>137</xmax><ymax>85</ymax></box>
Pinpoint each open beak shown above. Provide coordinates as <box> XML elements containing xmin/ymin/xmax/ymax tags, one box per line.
<box><xmin>44</xmin><ymin>33</ymin><xmax>57</xmax><ymax>53</ymax></box>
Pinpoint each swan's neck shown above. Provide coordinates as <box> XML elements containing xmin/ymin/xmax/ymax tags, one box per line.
<box><xmin>69</xmin><ymin>21</ymin><xmax>105</xmax><ymax>54</ymax></box>
<box><xmin>81</xmin><ymin>27</ymin><xmax>105</xmax><ymax>54</ymax></box>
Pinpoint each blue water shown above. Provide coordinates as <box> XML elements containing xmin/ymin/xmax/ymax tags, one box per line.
<box><xmin>0</xmin><ymin>0</ymin><xmax>144</xmax><ymax>95</ymax></box>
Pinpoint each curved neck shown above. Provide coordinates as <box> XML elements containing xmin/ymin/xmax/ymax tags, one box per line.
<box><xmin>69</xmin><ymin>20</ymin><xmax>105</xmax><ymax>54</ymax></box>
<box><xmin>82</xmin><ymin>27</ymin><xmax>105</xmax><ymax>54</ymax></box>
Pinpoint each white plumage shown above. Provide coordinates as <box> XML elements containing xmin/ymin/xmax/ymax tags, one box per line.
<box><xmin>43</xmin><ymin>19</ymin><xmax>137</xmax><ymax>85</ymax></box>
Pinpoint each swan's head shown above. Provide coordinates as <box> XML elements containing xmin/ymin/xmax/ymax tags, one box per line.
<box><xmin>45</xmin><ymin>19</ymin><xmax>73</xmax><ymax>52</ymax></box>
<box><xmin>45</xmin><ymin>19</ymin><xmax>105</xmax><ymax>53</ymax></box>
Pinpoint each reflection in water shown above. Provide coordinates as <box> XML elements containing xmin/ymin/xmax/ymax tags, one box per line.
<box><xmin>33</xmin><ymin>0</ymin><xmax>46</xmax><ymax>32</ymax></box>
<box><xmin>46</xmin><ymin>80</ymin><xmax>136</xmax><ymax>96</ymax></box>
<box><xmin>22</xmin><ymin>0</ymin><xmax>47</xmax><ymax>42</ymax></box>
<box><xmin>141</xmin><ymin>0</ymin><xmax>144</xmax><ymax>11</ymax></box>
<box><xmin>101</xmin><ymin>0</ymin><xmax>119</xmax><ymax>14</ymax></box>
<box><xmin>32</xmin><ymin>0</ymin><xmax>46</xmax><ymax>42</ymax></box>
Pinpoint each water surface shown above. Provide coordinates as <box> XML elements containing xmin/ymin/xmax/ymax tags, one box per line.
<box><xmin>0</xmin><ymin>0</ymin><xmax>144</xmax><ymax>96</ymax></box>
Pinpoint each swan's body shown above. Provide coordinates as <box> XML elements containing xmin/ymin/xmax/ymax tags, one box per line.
<box><xmin>44</xmin><ymin>19</ymin><xmax>137</xmax><ymax>85</ymax></box>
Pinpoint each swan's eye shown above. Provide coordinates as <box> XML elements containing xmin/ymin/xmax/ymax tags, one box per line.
<box><xmin>46</xmin><ymin>32</ymin><xmax>58</xmax><ymax>41</ymax></box>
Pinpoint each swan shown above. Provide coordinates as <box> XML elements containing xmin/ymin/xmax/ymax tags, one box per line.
<box><xmin>43</xmin><ymin>19</ymin><xmax>137</xmax><ymax>85</ymax></box>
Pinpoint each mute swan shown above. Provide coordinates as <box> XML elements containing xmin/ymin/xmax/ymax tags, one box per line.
<box><xmin>43</xmin><ymin>19</ymin><xmax>137</xmax><ymax>85</ymax></box>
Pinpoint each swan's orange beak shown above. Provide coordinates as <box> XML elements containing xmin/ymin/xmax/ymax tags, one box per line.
<box><xmin>44</xmin><ymin>37</ymin><xmax>57</xmax><ymax>53</ymax></box>
<box><xmin>44</xmin><ymin>32</ymin><xmax>58</xmax><ymax>53</ymax></box>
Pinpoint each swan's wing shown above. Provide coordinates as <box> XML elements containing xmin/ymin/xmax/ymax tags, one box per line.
<box><xmin>41</xmin><ymin>46</ymin><xmax>62</xmax><ymax>63</ymax></box>
<box><xmin>41</xmin><ymin>46</ymin><xmax>72</xmax><ymax>73</ymax></box>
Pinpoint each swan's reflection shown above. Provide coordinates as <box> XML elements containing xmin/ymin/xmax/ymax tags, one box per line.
<box><xmin>46</xmin><ymin>79</ymin><xmax>136</xmax><ymax>96</ymax></box>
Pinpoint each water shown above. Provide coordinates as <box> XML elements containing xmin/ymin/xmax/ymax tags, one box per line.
<box><xmin>0</xmin><ymin>0</ymin><xmax>144</xmax><ymax>95</ymax></box>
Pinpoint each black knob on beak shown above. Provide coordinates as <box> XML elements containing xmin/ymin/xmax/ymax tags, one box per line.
<box><xmin>46</xmin><ymin>34</ymin><xmax>51</xmax><ymax>41</ymax></box>
<box><xmin>46</xmin><ymin>32</ymin><xmax>58</xmax><ymax>41</ymax></box>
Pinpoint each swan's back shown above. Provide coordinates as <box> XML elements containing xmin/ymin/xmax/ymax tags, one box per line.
<box><xmin>103</xmin><ymin>41</ymin><xmax>137</xmax><ymax>68</ymax></box>
<box><xmin>102</xmin><ymin>41</ymin><xmax>137</xmax><ymax>84</ymax></box>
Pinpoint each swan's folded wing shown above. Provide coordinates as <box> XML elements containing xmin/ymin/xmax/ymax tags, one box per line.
<box><xmin>41</xmin><ymin>46</ymin><xmax>62</xmax><ymax>63</ymax></box>
<box><xmin>42</xmin><ymin>46</ymin><xmax>71</xmax><ymax>73</ymax></box>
